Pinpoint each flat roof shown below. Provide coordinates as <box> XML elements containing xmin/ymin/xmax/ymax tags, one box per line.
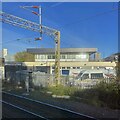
<box><xmin>27</xmin><ymin>48</ymin><xmax>97</xmax><ymax>54</ymax></box>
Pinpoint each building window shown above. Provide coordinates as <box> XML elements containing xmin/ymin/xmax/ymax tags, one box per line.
<box><xmin>73</xmin><ymin>67</ymin><xmax>76</xmax><ymax>69</ymax></box>
<box><xmin>36</xmin><ymin>54</ymin><xmax>47</xmax><ymax>59</ymax></box>
<box><xmin>52</xmin><ymin>66</ymin><xmax>55</xmax><ymax>69</ymax></box>
<box><xmin>76</xmin><ymin>54</ymin><xmax>87</xmax><ymax>59</ymax></box>
<box><xmin>37</xmin><ymin>55</ymin><xmax>39</xmax><ymax>59</ymax></box>
<box><xmin>48</xmin><ymin>55</ymin><xmax>55</xmax><ymax>59</ymax></box>
<box><xmin>67</xmin><ymin>67</ymin><xmax>70</xmax><ymax>69</ymax></box>
<box><xmin>52</xmin><ymin>55</ymin><xmax>55</xmax><ymax>59</ymax></box>
<box><xmin>67</xmin><ymin>54</ymin><xmax>75</xmax><ymax>59</ymax></box>
<box><xmin>48</xmin><ymin>55</ymin><xmax>51</xmax><ymax>59</ymax></box>
<box><xmin>77</xmin><ymin>67</ymin><xmax>80</xmax><ymax>69</ymax></box>
<box><xmin>40</xmin><ymin>55</ymin><xmax>46</xmax><ymax>59</ymax></box>
<box><xmin>62</xmin><ymin>67</ymin><xmax>65</xmax><ymax>69</ymax></box>
<box><xmin>48</xmin><ymin>55</ymin><xmax>52</xmax><ymax>59</ymax></box>
<box><xmin>76</xmin><ymin>55</ymin><xmax>81</xmax><ymax>59</ymax></box>
<box><xmin>80</xmin><ymin>54</ymin><xmax>87</xmax><ymax>59</ymax></box>
<box><xmin>61</xmin><ymin>55</ymin><xmax>66</xmax><ymax>59</ymax></box>
<box><xmin>38</xmin><ymin>55</ymin><xmax>40</xmax><ymax>59</ymax></box>
<box><xmin>71</xmin><ymin>55</ymin><xmax>75</xmax><ymax>59</ymax></box>
<box><xmin>35</xmin><ymin>55</ymin><xmax>37</xmax><ymax>59</ymax></box>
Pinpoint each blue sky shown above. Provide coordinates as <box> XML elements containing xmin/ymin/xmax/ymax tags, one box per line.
<box><xmin>2</xmin><ymin>2</ymin><xmax>118</xmax><ymax>58</ymax></box>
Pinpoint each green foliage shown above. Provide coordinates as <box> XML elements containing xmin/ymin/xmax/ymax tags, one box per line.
<box><xmin>15</xmin><ymin>51</ymin><xmax>35</xmax><ymax>62</ymax></box>
<box><xmin>47</xmin><ymin>85</ymin><xmax>78</xmax><ymax>96</ymax></box>
<box><xmin>93</xmin><ymin>81</ymin><xmax>120</xmax><ymax>108</ymax></box>
<box><xmin>72</xmin><ymin>81</ymin><xmax>120</xmax><ymax>109</ymax></box>
<box><xmin>46</xmin><ymin>82</ymin><xmax>120</xmax><ymax>109</ymax></box>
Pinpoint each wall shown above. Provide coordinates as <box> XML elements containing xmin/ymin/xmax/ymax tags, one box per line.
<box><xmin>0</xmin><ymin>66</ymin><xmax>5</xmax><ymax>79</ymax></box>
<box><xmin>22</xmin><ymin>61</ymin><xmax>116</xmax><ymax>67</ymax></box>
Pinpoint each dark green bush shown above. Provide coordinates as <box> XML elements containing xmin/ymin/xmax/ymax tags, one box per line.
<box><xmin>72</xmin><ymin>81</ymin><xmax>120</xmax><ymax>109</ymax></box>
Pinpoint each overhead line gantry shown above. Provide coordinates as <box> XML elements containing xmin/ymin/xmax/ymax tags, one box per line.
<box><xmin>0</xmin><ymin>6</ymin><xmax>60</xmax><ymax>85</ymax></box>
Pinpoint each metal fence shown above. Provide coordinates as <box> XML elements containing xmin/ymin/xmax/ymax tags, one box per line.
<box><xmin>4</xmin><ymin>65</ymin><xmax>116</xmax><ymax>89</ymax></box>
<box><xmin>15</xmin><ymin>71</ymin><xmax>68</xmax><ymax>88</ymax></box>
<box><xmin>13</xmin><ymin>70</ymin><xmax>115</xmax><ymax>89</ymax></box>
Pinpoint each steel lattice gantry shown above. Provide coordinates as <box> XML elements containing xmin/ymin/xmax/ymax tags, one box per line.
<box><xmin>0</xmin><ymin>11</ymin><xmax>60</xmax><ymax>85</ymax></box>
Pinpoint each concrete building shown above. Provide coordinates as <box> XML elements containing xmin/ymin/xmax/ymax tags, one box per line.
<box><xmin>1</xmin><ymin>48</ymin><xmax>15</xmax><ymax>62</ymax></box>
<box><xmin>5</xmin><ymin>55</ymin><xmax>15</xmax><ymax>62</ymax></box>
<box><xmin>0</xmin><ymin>66</ymin><xmax>5</xmax><ymax>80</ymax></box>
<box><xmin>27</xmin><ymin>48</ymin><xmax>100</xmax><ymax>62</ymax></box>
<box><xmin>26</xmin><ymin>48</ymin><xmax>116</xmax><ymax>76</ymax></box>
<box><xmin>2</xmin><ymin>49</ymin><xmax>8</xmax><ymax>58</ymax></box>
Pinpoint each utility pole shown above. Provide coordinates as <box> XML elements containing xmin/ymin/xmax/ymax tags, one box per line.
<box><xmin>22</xmin><ymin>5</ymin><xmax>61</xmax><ymax>85</ymax></box>
<box><xmin>3</xmin><ymin>5</ymin><xmax>61</xmax><ymax>85</ymax></box>
<box><xmin>55</xmin><ymin>31</ymin><xmax>60</xmax><ymax>85</ymax></box>
<box><xmin>39</xmin><ymin>6</ymin><xmax>42</xmax><ymax>40</ymax></box>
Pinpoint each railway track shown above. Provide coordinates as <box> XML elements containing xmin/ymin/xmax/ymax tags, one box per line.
<box><xmin>2</xmin><ymin>91</ymin><xmax>97</xmax><ymax>119</ymax></box>
<box><xmin>2</xmin><ymin>100</ymin><xmax>48</xmax><ymax>119</ymax></box>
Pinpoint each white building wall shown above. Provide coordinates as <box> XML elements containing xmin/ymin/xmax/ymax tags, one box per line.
<box><xmin>2</xmin><ymin>49</ymin><xmax>8</xmax><ymax>58</ymax></box>
<box><xmin>0</xmin><ymin>66</ymin><xmax>5</xmax><ymax>79</ymax></box>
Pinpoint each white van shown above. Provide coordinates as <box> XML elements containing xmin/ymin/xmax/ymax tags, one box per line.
<box><xmin>73</xmin><ymin>69</ymin><xmax>106</xmax><ymax>88</ymax></box>
<box><xmin>76</xmin><ymin>69</ymin><xmax>106</xmax><ymax>80</ymax></box>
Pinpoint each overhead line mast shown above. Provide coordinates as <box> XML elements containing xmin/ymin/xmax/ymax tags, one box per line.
<box><xmin>0</xmin><ymin>5</ymin><xmax>60</xmax><ymax>85</ymax></box>
<box><xmin>20</xmin><ymin>5</ymin><xmax>42</xmax><ymax>40</ymax></box>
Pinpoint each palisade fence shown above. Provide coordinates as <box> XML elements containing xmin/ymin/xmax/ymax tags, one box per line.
<box><xmin>15</xmin><ymin>71</ymin><xmax>69</xmax><ymax>88</ymax></box>
<box><xmin>10</xmin><ymin>70</ymin><xmax>114</xmax><ymax>89</ymax></box>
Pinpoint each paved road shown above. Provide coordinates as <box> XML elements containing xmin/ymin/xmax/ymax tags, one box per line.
<box><xmin>2</xmin><ymin>92</ymin><xmax>96</xmax><ymax>119</ymax></box>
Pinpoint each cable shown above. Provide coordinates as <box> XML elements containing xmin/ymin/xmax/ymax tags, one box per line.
<box><xmin>49</xmin><ymin>2</ymin><xmax>64</xmax><ymax>8</ymax></box>
<box><xmin>2</xmin><ymin>4</ymin><xmax>118</xmax><ymax>51</ymax></box>
<box><xmin>112</xmin><ymin>2</ymin><xmax>118</xmax><ymax>9</ymax></box>
<box><xmin>0</xmin><ymin>39</ymin><xmax>19</xmax><ymax>45</ymax></box>
<box><xmin>41</xmin><ymin>5</ymin><xmax>119</xmax><ymax>48</ymax></box>
<box><xmin>62</xmin><ymin>7</ymin><xmax>118</xmax><ymax>28</ymax></box>
<box><xmin>1</xmin><ymin>37</ymin><xmax>36</xmax><ymax>45</ymax></box>
<box><xmin>57</xmin><ymin>7</ymin><xmax>118</xmax><ymax>48</ymax></box>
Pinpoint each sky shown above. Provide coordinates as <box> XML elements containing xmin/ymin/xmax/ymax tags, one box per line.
<box><xmin>1</xmin><ymin>2</ymin><xmax>118</xmax><ymax>58</ymax></box>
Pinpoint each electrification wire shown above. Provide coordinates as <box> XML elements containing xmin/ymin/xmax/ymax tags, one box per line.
<box><xmin>48</xmin><ymin>2</ymin><xmax>64</xmax><ymax>8</ymax></box>
<box><xmin>1</xmin><ymin>37</ymin><xmax>36</xmax><ymax>45</ymax></box>
<box><xmin>22</xmin><ymin>5</ymin><xmax>119</xmax><ymax>50</ymax></box>
<box><xmin>2</xmin><ymin>42</ymin><xmax>37</xmax><ymax>54</ymax></box>
<box><xmin>2</xmin><ymin>4</ymin><xmax>118</xmax><ymax>49</ymax></box>
<box><xmin>57</xmin><ymin>7</ymin><xmax>118</xmax><ymax>48</ymax></box>
<box><xmin>40</xmin><ymin>5</ymin><xmax>119</xmax><ymax>47</ymax></box>
<box><xmin>0</xmin><ymin>39</ymin><xmax>20</xmax><ymax>45</ymax></box>
<box><xmin>62</xmin><ymin>7</ymin><xmax>119</xmax><ymax>28</ymax></box>
<box><xmin>112</xmin><ymin>2</ymin><xmax>118</xmax><ymax>9</ymax></box>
